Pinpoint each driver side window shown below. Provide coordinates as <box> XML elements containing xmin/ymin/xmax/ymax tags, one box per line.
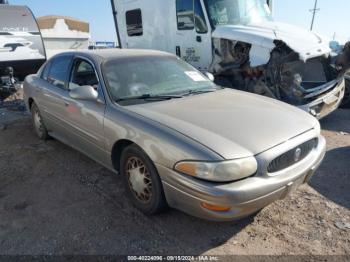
<box><xmin>176</xmin><ymin>0</ymin><xmax>208</xmax><ymax>33</ymax></box>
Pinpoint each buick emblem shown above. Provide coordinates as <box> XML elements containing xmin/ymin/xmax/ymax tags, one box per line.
<box><xmin>294</xmin><ymin>148</ymin><xmax>302</xmax><ymax>162</ymax></box>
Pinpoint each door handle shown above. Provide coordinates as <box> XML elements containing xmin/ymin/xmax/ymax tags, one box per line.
<box><xmin>176</xmin><ymin>46</ymin><xmax>181</xmax><ymax>57</ymax></box>
<box><xmin>196</xmin><ymin>36</ymin><xmax>202</xmax><ymax>43</ymax></box>
<box><xmin>64</xmin><ymin>101</ymin><xmax>70</xmax><ymax>107</ymax></box>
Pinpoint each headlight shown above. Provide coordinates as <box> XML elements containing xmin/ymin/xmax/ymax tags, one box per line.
<box><xmin>174</xmin><ymin>157</ymin><xmax>258</xmax><ymax>182</ymax></box>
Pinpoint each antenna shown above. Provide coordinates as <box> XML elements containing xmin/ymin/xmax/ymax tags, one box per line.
<box><xmin>310</xmin><ymin>0</ymin><xmax>320</xmax><ymax>31</ymax></box>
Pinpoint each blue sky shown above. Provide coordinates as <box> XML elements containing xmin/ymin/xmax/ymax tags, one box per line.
<box><xmin>10</xmin><ymin>0</ymin><xmax>350</xmax><ymax>43</ymax></box>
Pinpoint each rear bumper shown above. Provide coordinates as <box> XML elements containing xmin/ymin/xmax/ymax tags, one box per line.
<box><xmin>157</xmin><ymin>135</ymin><xmax>326</xmax><ymax>221</ymax></box>
<box><xmin>299</xmin><ymin>78</ymin><xmax>345</xmax><ymax>119</ymax></box>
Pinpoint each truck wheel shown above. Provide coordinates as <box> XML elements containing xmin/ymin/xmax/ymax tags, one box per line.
<box><xmin>31</xmin><ymin>103</ymin><xmax>49</xmax><ymax>140</ymax></box>
<box><xmin>120</xmin><ymin>144</ymin><xmax>167</xmax><ymax>215</ymax></box>
<box><xmin>340</xmin><ymin>78</ymin><xmax>350</xmax><ymax>108</ymax></box>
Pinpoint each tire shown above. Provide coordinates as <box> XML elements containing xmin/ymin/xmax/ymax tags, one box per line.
<box><xmin>120</xmin><ymin>144</ymin><xmax>167</xmax><ymax>215</ymax></box>
<box><xmin>31</xmin><ymin>102</ymin><xmax>49</xmax><ymax>140</ymax></box>
<box><xmin>340</xmin><ymin>78</ymin><xmax>350</xmax><ymax>109</ymax></box>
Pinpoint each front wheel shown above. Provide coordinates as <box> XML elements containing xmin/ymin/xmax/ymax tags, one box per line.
<box><xmin>120</xmin><ymin>144</ymin><xmax>167</xmax><ymax>215</ymax></box>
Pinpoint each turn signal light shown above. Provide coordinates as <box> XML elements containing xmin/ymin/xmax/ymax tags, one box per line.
<box><xmin>201</xmin><ymin>202</ymin><xmax>231</xmax><ymax>212</ymax></box>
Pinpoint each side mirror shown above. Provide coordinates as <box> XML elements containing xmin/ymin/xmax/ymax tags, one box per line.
<box><xmin>69</xmin><ymin>85</ymin><xmax>98</xmax><ymax>101</ymax></box>
<box><xmin>204</xmin><ymin>72</ymin><xmax>215</xmax><ymax>82</ymax></box>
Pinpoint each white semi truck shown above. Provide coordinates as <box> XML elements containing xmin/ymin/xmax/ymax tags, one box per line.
<box><xmin>111</xmin><ymin>0</ymin><xmax>350</xmax><ymax>118</ymax></box>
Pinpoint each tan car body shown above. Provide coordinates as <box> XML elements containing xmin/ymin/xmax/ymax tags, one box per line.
<box><xmin>24</xmin><ymin>50</ymin><xmax>326</xmax><ymax>221</ymax></box>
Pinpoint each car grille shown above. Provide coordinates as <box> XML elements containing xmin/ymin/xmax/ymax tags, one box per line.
<box><xmin>267</xmin><ymin>139</ymin><xmax>318</xmax><ymax>173</ymax></box>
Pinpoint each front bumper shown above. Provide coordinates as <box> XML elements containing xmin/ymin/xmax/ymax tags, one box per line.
<box><xmin>299</xmin><ymin>78</ymin><xmax>345</xmax><ymax>119</ymax></box>
<box><xmin>157</xmin><ymin>132</ymin><xmax>326</xmax><ymax>221</ymax></box>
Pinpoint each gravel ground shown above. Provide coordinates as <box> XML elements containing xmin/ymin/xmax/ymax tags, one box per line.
<box><xmin>0</xmin><ymin>93</ymin><xmax>349</xmax><ymax>256</ymax></box>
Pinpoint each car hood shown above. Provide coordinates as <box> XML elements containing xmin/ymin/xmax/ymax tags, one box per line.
<box><xmin>127</xmin><ymin>89</ymin><xmax>318</xmax><ymax>160</ymax></box>
<box><xmin>212</xmin><ymin>21</ymin><xmax>331</xmax><ymax>61</ymax></box>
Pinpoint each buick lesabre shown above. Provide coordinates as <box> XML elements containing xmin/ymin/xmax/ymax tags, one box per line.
<box><xmin>23</xmin><ymin>50</ymin><xmax>326</xmax><ymax>221</ymax></box>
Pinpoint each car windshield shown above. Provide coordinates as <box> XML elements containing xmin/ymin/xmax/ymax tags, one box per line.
<box><xmin>103</xmin><ymin>56</ymin><xmax>217</xmax><ymax>104</ymax></box>
<box><xmin>205</xmin><ymin>0</ymin><xmax>272</xmax><ymax>27</ymax></box>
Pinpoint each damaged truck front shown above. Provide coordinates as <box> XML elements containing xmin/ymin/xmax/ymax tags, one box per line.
<box><xmin>112</xmin><ymin>0</ymin><xmax>350</xmax><ymax>119</ymax></box>
<box><xmin>207</xmin><ymin>0</ymin><xmax>350</xmax><ymax>119</ymax></box>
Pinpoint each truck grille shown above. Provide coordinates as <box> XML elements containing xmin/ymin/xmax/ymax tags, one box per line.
<box><xmin>267</xmin><ymin>139</ymin><xmax>318</xmax><ymax>173</ymax></box>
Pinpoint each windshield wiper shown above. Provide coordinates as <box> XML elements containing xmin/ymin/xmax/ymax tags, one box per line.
<box><xmin>116</xmin><ymin>94</ymin><xmax>184</xmax><ymax>102</ymax></box>
<box><xmin>182</xmin><ymin>88</ymin><xmax>222</xmax><ymax>96</ymax></box>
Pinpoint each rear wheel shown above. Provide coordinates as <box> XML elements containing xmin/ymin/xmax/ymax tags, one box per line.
<box><xmin>120</xmin><ymin>144</ymin><xmax>167</xmax><ymax>215</ymax></box>
<box><xmin>340</xmin><ymin>78</ymin><xmax>350</xmax><ymax>108</ymax></box>
<box><xmin>31</xmin><ymin>102</ymin><xmax>49</xmax><ymax>140</ymax></box>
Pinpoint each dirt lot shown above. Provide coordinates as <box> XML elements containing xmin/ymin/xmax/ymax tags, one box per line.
<box><xmin>0</xmin><ymin>93</ymin><xmax>349</xmax><ymax>256</ymax></box>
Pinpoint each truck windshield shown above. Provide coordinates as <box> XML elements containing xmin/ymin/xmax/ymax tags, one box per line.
<box><xmin>205</xmin><ymin>0</ymin><xmax>272</xmax><ymax>27</ymax></box>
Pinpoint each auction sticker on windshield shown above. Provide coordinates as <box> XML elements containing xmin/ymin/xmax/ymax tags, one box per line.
<box><xmin>185</xmin><ymin>71</ymin><xmax>207</xmax><ymax>82</ymax></box>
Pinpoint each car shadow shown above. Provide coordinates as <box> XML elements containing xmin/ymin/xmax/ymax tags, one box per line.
<box><xmin>149</xmin><ymin>209</ymin><xmax>255</xmax><ymax>254</ymax></box>
<box><xmin>0</xmin><ymin>122</ymin><xmax>256</xmax><ymax>255</ymax></box>
<box><xmin>89</xmin><ymin>154</ymin><xmax>256</xmax><ymax>255</ymax></box>
<box><xmin>309</xmin><ymin>146</ymin><xmax>350</xmax><ymax>210</ymax></box>
<box><xmin>321</xmin><ymin>109</ymin><xmax>350</xmax><ymax>133</ymax></box>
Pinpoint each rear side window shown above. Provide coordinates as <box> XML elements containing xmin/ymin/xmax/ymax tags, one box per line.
<box><xmin>176</xmin><ymin>0</ymin><xmax>208</xmax><ymax>33</ymax></box>
<box><xmin>41</xmin><ymin>62</ymin><xmax>51</xmax><ymax>80</ymax></box>
<box><xmin>47</xmin><ymin>56</ymin><xmax>72</xmax><ymax>89</ymax></box>
<box><xmin>126</xmin><ymin>9</ymin><xmax>143</xmax><ymax>37</ymax></box>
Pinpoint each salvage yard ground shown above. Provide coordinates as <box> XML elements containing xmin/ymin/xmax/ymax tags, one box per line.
<box><xmin>0</xmin><ymin>94</ymin><xmax>349</xmax><ymax>255</ymax></box>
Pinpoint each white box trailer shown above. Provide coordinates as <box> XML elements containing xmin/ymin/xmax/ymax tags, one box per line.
<box><xmin>0</xmin><ymin>4</ymin><xmax>46</xmax><ymax>80</ymax></box>
<box><xmin>111</xmin><ymin>0</ymin><xmax>350</xmax><ymax>118</ymax></box>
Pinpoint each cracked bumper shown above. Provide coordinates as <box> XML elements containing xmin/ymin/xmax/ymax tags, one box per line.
<box><xmin>299</xmin><ymin>78</ymin><xmax>345</xmax><ymax>119</ymax></box>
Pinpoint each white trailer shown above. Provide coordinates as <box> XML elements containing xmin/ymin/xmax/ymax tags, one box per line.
<box><xmin>0</xmin><ymin>4</ymin><xmax>46</xmax><ymax>81</ymax></box>
<box><xmin>111</xmin><ymin>0</ymin><xmax>350</xmax><ymax>118</ymax></box>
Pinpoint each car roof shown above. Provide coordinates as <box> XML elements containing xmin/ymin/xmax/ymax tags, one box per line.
<box><xmin>52</xmin><ymin>49</ymin><xmax>175</xmax><ymax>63</ymax></box>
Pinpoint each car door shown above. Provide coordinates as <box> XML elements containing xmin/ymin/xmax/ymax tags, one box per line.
<box><xmin>174</xmin><ymin>0</ymin><xmax>212</xmax><ymax>71</ymax></box>
<box><xmin>63</xmin><ymin>57</ymin><xmax>108</xmax><ymax>165</ymax></box>
<box><xmin>37</xmin><ymin>54</ymin><xmax>74</xmax><ymax>142</ymax></box>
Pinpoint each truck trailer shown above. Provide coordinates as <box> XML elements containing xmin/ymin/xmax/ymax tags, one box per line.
<box><xmin>111</xmin><ymin>0</ymin><xmax>350</xmax><ymax>119</ymax></box>
<box><xmin>0</xmin><ymin>2</ymin><xmax>46</xmax><ymax>95</ymax></box>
